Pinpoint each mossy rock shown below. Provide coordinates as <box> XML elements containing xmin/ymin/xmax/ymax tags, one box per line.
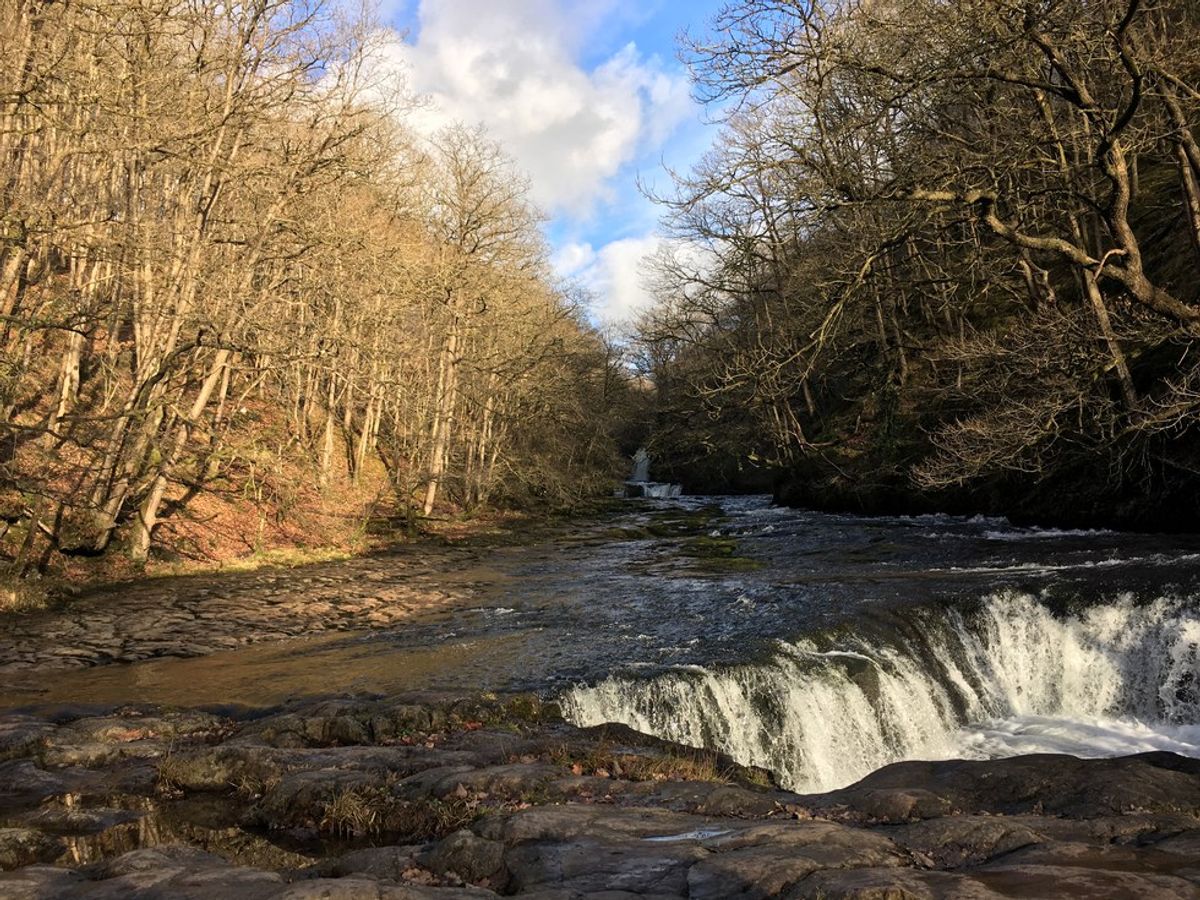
<box><xmin>694</xmin><ymin>556</ymin><xmax>765</xmax><ymax>573</ymax></box>
<box><xmin>680</xmin><ymin>536</ymin><xmax>739</xmax><ymax>558</ymax></box>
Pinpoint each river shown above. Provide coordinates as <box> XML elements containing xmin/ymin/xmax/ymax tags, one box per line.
<box><xmin>5</xmin><ymin>495</ymin><xmax>1200</xmax><ymax>794</ymax></box>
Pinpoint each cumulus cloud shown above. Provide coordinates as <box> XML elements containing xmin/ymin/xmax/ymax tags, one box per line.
<box><xmin>554</xmin><ymin>234</ymin><xmax>664</xmax><ymax>327</ymax></box>
<box><xmin>567</xmin><ymin>233</ymin><xmax>721</xmax><ymax>327</ymax></box>
<box><xmin>381</xmin><ymin>0</ymin><xmax>693</xmax><ymax>217</ymax></box>
<box><xmin>550</xmin><ymin>241</ymin><xmax>597</xmax><ymax>279</ymax></box>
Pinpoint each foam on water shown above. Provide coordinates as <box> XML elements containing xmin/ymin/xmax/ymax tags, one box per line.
<box><xmin>956</xmin><ymin>714</ymin><xmax>1200</xmax><ymax>759</ymax></box>
<box><xmin>561</xmin><ymin>592</ymin><xmax>1200</xmax><ymax>792</ymax></box>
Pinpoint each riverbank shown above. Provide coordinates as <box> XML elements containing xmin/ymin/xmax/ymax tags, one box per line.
<box><xmin>0</xmin><ymin>499</ymin><xmax>726</xmax><ymax>703</ymax></box>
<box><xmin>770</xmin><ymin>452</ymin><xmax>1200</xmax><ymax>533</ymax></box>
<box><xmin>0</xmin><ymin>498</ymin><xmax>624</xmax><ymax>618</ymax></box>
<box><xmin>1</xmin><ymin>694</ymin><xmax>1198</xmax><ymax>898</ymax></box>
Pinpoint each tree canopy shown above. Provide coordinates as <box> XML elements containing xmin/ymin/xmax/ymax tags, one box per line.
<box><xmin>639</xmin><ymin>0</ymin><xmax>1200</xmax><ymax>527</ymax></box>
<box><xmin>0</xmin><ymin>0</ymin><xmax>628</xmax><ymax>574</ymax></box>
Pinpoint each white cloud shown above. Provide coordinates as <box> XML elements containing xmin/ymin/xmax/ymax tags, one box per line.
<box><xmin>380</xmin><ymin>0</ymin><xmax>693</xmax><ymax>217</ymax></box>
<box><xmin>562</xmin><ymin>233</ymin><xmax>719</xmax><ymax>327</ymax></box>
<box><xmin>550</xmin><ymin>241</ymin><xmax>597</xmax><ymax>279</ymax></box>
<box><xmin>594</xmin><ymin>236</ymin><xmax>662</xmax><ymax>325</ymax></box>
<box><xmin>562</xmin><ymin>234</ymin><xmax>663</xmax><ymax>326</ymax></box>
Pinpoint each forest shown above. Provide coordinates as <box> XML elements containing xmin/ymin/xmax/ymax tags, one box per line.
<box><xmin>0</xmin><ymin>0</ymin><xmax>630</xmax><ymax>582</ymax></box>
<box><xmin>4</xmin><ymin>4</ymin><xmax>1200</xmax><ymax>893</ymax></box>
<box><xmin>6</xmin><ymin>0</ymin><xmax>1200</xmax><ymax>588</ymax></box>
<box><xmin>639</xmin><ymin>0</ymin><xmax>1200</xmax><ymax>529</ymax></box>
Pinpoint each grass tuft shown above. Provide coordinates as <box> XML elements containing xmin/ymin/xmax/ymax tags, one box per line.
<box><xmin>318</xmin><ymin>787</ymin><xmax>483</xmax><ymax>839</ymax></box>
<box><xmin>0</xmin><ymin>578</ymin><xmax>53</xmax><ymax>615</ymax></box>
<box><xmin>548</xmin><ymin>741</ymin><xmax>759</xmax><ymax>786</ymax></box>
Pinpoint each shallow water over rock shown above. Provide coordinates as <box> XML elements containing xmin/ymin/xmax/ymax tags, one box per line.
<box><xmin>5</xmin><ymin>496</ymin><xmax>1200</xmax><ymax>792</ymax></box>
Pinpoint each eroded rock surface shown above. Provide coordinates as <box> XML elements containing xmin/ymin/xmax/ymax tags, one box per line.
<box><xmin>0</xmin><ymin>695</ymin><xmax>1198</xmax><ymax>898</ymax></box>
<box><xmin>0</xmin><ymin>554</ymin><xmax>474</xmax><ymax>674</ymax></box>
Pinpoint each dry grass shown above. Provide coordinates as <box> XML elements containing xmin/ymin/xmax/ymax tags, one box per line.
<box><xmin>548</xmin><ymin>741</ymin><xmax>768</xmax><ymax>786</ymax></box>
<box><xmin>319</xmin><ymin>787</ymin><xmax>388</xmax><ymax>837</ymax></box>
<box><xmin>164</xmin><ymin>544</ymin><xmax>356</xmax><ymax>576</ymax></box>
<box><xmin>318</xmin><ymin>786</ymin><xmax>480</xmax><ymax>840</ymax></box>
<box><xmin>0</xmin><ymin>578</ymin><xmax>53</xmax><ymax>615</ymax></box>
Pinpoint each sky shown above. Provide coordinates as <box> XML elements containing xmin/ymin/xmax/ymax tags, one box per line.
<box><xmin>375</xmin><ymin>0</ymin><xmax>727</xmax><ymax>328</ymax></box>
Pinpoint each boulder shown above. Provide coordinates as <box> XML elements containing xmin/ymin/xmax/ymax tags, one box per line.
<box><xmin>421</xmin><ymin>829</ymin><xmax>507</xmax><ymax>888</ymax></box>
<box><xmin>0</xmin><ymin>829</ymin><xmax>63</xmax><ymax>870</ymax></box>
<box><xmin>806</xmin><ymin>753</ymin><xmax>1200</xmax><ymax>821</ymax></box>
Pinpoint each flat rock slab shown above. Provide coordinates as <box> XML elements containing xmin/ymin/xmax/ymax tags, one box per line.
<box><xmin>803</xmin><ymin>752</ymin><xmax>1200</xmax><ymax>821</ymax></box>
<box><xmin>0</xmin><ymin>552</ymin><xmax>474</xmax><ymax>675</ymax></box>
<box><xmin>0</xmin><ymin>695</ymin><xmax>1198</xmax><ymax>898</ymax></box>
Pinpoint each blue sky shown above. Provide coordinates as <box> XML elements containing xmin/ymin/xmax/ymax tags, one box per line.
<box><xmin>376</xmin><ymin>0</ymin><xmax>727</xmax><ymax>326</ymax></box>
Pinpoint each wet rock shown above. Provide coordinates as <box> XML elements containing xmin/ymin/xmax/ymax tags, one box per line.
<box><xmin>972</xmin><ymin>863</ymin><xmax>1200</xmax><ymax>898</ymax></box>
<box><xmin>61</xmin><ymin>710</ymin><xmax>223</xmax><ymax>745</ymax></box>
<box><xmin>791</xmin><ymin>866</ymin><xmax>1003</xmax><ymax>898</ymax></box>
<box><xmin>686</xmin><ymin>821</ymin><xmax>907</xmax><ymax>899</ymax></box>
<box><xmin>274</xmin><ymin>880</ymin><xmax>496</xmax><ymax>898</ymax></box>
<box><xmin>1156</xmin><ymin>829</ymin><xmax>1200</xmax><ymax>856</ymax></box>
<box><xmin>17</xmin><ymin>805</ymin><xmax>144</xmax><ymax>838</ymax></box>
<box><xmin>158</xmin><ymin>744</ymin><xmax>289</xmax><ymax>792</ymax></box>
<box><xmin>503</xmin><ymin>835</ymin><xmax>705</xmax><ymax>895</ymax></box>
<box><xmin>88</xmin><ymin>845</ymin><xmax>229</xmax><ymax>877</ymax></box>
<box><xmin>807</xmin><ymin>753</ymin><xmax>1200</xmax><ymax>822</ymax></box>
<box><xmin>3</xmin><ymin>696</ymin><xmax>1200</xmax><ymax>899</ymax></box>
<box><xmin>243</xmin><ymin>702</ymin><xmax>451</xmax><ymax>750</ymax></box>
<box><xmin>0</xmin><ymin>864</ymin><xmax>84</xmax><ymax>899</ymax></box>
<box><xmin>1003</xmin><ymin>811</ymin><xmax>1195</xmax><ymax>848</ymax></box>
<box><xmin>0</xmin><ymin>828</ymin><xmax>63</xmax><ymax>870</ymax></box>
<box><xmin>80</xmin><ymin>865</ymin><xmax>285</xmax><ymax>899</ymax></box>
<box><xmin>420</xmin><ymin>829</ymin><xmax>507</xmax><ymax>888</ymax></box>
<box><xmin>41</xmin><ymin>740</ymin><xmax>166</xmax><ymax>769</ymax></box>
<box><xmin>885</xmin><ymin>816</ymin><xmax>1044</xmax><ymax>868</ymax></box>
<box><xmin>0</xmin><ymin>716</ymin><xmax>54</xmax><ymax>762</ymax></box>
<box><xmin>0</xmin><ymin>760</ymin><xmax>68</xmax><ymax>810</ymax></box>
<box><xmin>71</xmin><ymin>847</ymin><xmax>284</xmax><ymax>899</ymax></box>
<box><xmin>663</xmin><ymin>783</ymin><xmax>785</xmax><ymax>819</ymax></box>
<box><xmin>157</xmin><ymin>741</ymin><xmax>465</xmax><ymax>795</ymax></box>
<box><xmin>476</xmin><ymin>805</ymin><xmax>721</xmax><ymax>845</ymax></box>
<box><xmin>984</xmin><ymin>838</ymin><xmax>1200</xmax><ymax>879</ymax></box>
<box><xmin>252</xmin><ymin>769</ymin><xmax>380</xmax><ymax>829</ymax></box>
<box><xmin>322</xmin><ymin>845</ymin><xmax>424</xmax><ymax>880</ymax></box>
<box><xmin>688</xmin><ymin>848</ymin><xmax>823</xmax><ymax>898</ymax></box>
<box><xmin>24</xmin><ymin>710</ymin><xmax>227</xmax><ymax>770</ymax></box>
<box><xmin>393</xmin><ymin>766</ymin><xmax>477</xmax><ymax>801</ymax></box>
<box><xmin>548</xmin><ymin>776</ymin><xmax>791</xmax><ymax>819</ymax></box>
<box><xmin>428</xmin><ymin>764</ymin><xmax>563</xmax><ymax>800</ymax></box>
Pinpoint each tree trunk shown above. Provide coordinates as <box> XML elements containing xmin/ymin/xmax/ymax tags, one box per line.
<box><xmin>130</xmin><ymin>349</ymin><xmax>231</xmax><ymax>562</ymax></box>
<box><xmin>422</xmin><ymin>317</ymin><xmax>460</xmax><ymax>515</ymax></box>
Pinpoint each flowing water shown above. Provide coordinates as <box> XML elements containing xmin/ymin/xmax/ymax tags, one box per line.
<box><xmin>7</xmin><ymin>496</ymin><xmax>1200</xmax><ymax>793</ymax></box>
<box><xmin>562</xmin><ymin>591</ymin><xmax>1200</xmax><ymax>791</ymax></box>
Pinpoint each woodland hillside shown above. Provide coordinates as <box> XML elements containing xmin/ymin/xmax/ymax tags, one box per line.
<box><xmin>639</xmin><ymin>0</ymin><xmax>1200</xmax><ymax>528</ymax></box>
<box><xmin>0</xmin><ymin>0</ymin><xmax>629</xmax><ymax>582</ymax></box>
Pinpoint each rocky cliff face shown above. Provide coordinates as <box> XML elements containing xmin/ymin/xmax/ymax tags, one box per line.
<box><xmin>1</xmin><ymin>695</ymin><xmax>1199</xmax><ymax>898</ymax></box>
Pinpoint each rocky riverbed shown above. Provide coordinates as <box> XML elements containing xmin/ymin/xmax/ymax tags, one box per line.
<box><xmin>6</xmin><ymin>498</ymin><xmax>1200</xmax><ymax>896</ymax></box>
<box><xmin>1</xmin><ymin>694</ymin><xmax>1199</xmax><ymax>898</ymax></box>
<box><xmin>0</xmin><ymin>551</ymin><xmax>477</xmax><ymax>674</ymax></box>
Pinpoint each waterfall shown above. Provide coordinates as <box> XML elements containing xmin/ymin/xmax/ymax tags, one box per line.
<box><xmin>561</xmin><ymin>591</ymin><xmax>1200</xmax><ymax>792</ymax></box>
<box><xmin>624</xmin><ymin>448</ymin><xmax>682</xmax><ymax>498</ymax></box>
<box><xmin>631</xmin><ymin>448</ymin><xmax>652</xmax><ymax>484</ymax></box>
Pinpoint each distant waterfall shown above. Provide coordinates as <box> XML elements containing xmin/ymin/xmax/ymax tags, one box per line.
<box><xmin>624</xmin><ymin>448</ymin><xmax>681</xmax><ymax>498</ymax></box>
<box><xmin>562</xmin><ymin>592</ymin><xmax>1200</xmax><ymax>792</ymax></box>
<box><xmin>630</xmin><ymin>448</ymin><xmax>652</xmax><ymax>483</ymax></box>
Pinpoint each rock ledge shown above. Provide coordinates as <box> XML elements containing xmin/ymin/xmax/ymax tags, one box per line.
<box><xmin>1</xmin><ymin>695</ymin><xmax>1198</xmax><ymax>898</ymax></box>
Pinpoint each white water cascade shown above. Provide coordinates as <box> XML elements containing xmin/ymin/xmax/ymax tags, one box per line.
<box><xmin>624</xmin><ymin>448</ymin><xmax>682</xmax><ymax>499</ymax></box>
<box><xmin>561</xmin><ymin>592</ymin><xmax>1200</xmax><ymax>792</ymax></box>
